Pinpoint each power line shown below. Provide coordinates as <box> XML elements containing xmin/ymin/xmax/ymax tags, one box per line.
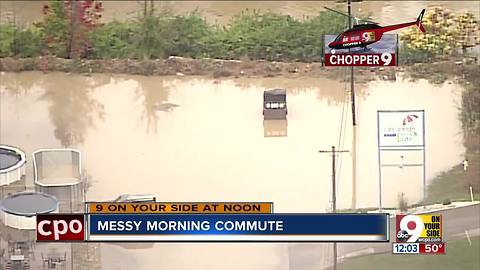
<box><xmin>336</xmin><ymin>70</ymin><xmax>349</xmax><ymax>177</ymax></box>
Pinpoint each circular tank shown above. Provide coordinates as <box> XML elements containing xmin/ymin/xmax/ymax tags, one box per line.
<box><xmin>0</xmin><ymin>192</ymin><xmax>58</xmax><ymax>230</ymax></box>
<box><xmin>0</xmin><ymin>145</ymin><xmax>27</xmax><ymax>186</ymax></box>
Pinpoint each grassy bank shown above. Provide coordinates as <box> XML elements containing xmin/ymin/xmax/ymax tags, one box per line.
<box><xmin>426</xmin><ymin>157</ymin><xmax>480</xmax><ymax>204</ymax></box>
<box><xmin>424</xmin><ymin>63</ymin><xmax>480</xmax><ymax>204</ymax></box>
<box><xmin>0</xmin><ymin>2</ymin><xmax>477</xmax><ymax>64</ymax></box>
<box><xmin>332</xmin><ymin>236</ymin><xmax>480</xmax><ymax>270</ymax></box>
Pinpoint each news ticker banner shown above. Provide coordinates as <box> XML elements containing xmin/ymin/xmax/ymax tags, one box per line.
<box><xmin>324</xmin><ymin>34</ymin><xmax>398</xmax><ymax>66</ymax></box>
<box><xmin>393</xmin><ymin>214</ymin><xmax>445</xmax><ymax>255</ymax></box>
<box><xmin>36</xmin><ymin>213</ymin><xmax>389</xmax><ymax>242</ymax></box>
<box><xmin>87</xmin><ymin>202</ymin><xmax>273</xmax><ymax>214</ymax></box>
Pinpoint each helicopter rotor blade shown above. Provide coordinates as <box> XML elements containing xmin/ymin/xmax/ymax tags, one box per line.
<box><xmin>324</xmin><ymin>6</ymin><xmax>355</xmax><ymax>26</ymax></box>
<box><xmin>360</xmin><ymin>18</ymin><xmax>379</xmax><ymax>24</ymax></box>
<box><xmin>324</xmin><ymin>6</ymin><xmax>351</xmax><ymax>18</ymax></box>
<box><xmin>324</xmin><ymin>6</ymin><xmax>378</xmax><ymax>25</ymax></box>
<box><xmin>334</xmin><ymin>0</ymin><xmax>365</xmax><ymax>2</ymax></box>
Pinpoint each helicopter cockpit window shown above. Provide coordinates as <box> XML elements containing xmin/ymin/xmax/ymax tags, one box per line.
<box><xmin>334</xmin><ymin>34</ymin><xmax>343</xmax><ymax>42</ymax></box>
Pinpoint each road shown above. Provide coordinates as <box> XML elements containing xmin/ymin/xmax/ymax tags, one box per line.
<box><xmin>287</xmin><ymin>204</ymin><xmax>480</xmax><ymax>270</ymax></box>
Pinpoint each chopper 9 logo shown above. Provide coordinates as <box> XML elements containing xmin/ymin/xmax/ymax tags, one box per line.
<box><xmin>396</xmin><ymin>214</ymin><xmax>442</xmax><ymax>243</ymax></box>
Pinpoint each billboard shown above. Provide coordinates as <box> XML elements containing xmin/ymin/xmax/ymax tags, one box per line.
<box><xmin>378</xmin><ymin>110</ymin><xmax>425</xmax><ymax>147</ymax></box>
<box><xmin>324</xmin><ymin>34</ymin><xmax>398</xmax><ymax>66</ymax></box>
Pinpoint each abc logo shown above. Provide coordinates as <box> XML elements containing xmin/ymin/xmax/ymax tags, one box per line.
<box><xmin>36</xmin><ymin>214</ymin><xmax>85</xmax><ymax>241</ymax></box>
<box><xmin>396</xmin><ymin>230</ymin><xmax>410</xmax><ymax>242</ymax></box>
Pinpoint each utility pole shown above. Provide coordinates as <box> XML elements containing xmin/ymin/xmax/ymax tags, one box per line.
<box><xmin>348</xmin><ymin>0</ymin><xmax>357</xmax><ymax>126</ymax></box>
<box><xmin>319</xmin><ymin>146</ymin><xmax>349</xmax><ymax>212</ymax></box>
<box><xmin>319</xmin><ymin>146</ymin><xmax>349</xmax><ymax>270</ymax></box>
<box><xmin>347</xmin><ymin>0</ymin><xmax>358</xmax><ymax>212</ymax></box>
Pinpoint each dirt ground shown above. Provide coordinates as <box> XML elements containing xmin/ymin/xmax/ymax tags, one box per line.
<box><xmin>0</xmin><ymin>56</ymin><xmax>405</xmax><ymax>82</ymax></box>
<box><xmin>1</xmin><ymin>56</ymin><xmax>477</xmax><ymax>86</ymax></box>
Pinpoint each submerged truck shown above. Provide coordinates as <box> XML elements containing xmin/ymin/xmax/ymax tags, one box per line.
<box><xmin>263</xmin><ymin>89</ymin><xmax>287</xmax><ymax>120</ymax></box>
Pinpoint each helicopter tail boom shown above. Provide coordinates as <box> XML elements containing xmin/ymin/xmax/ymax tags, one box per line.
<box><xmin>416</xmin><ymin>9</ymin><xmax>426</xmax><ymax>33</ymax></box>
<box><xmin>379</xmin><ymin>9</ymin><xmax>426</xmax><ymax>34</ymax></box>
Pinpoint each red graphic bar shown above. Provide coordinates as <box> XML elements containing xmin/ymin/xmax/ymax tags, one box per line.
<box><xmin>419</xmin><ymin>243</ymin><xmax>445</xmax><ymax>254</ymax></box>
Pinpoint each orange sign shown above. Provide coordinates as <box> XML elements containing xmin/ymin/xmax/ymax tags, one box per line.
<box><xmin>88</xmin><ymin>202</ymin><xmax>273</xmax><ymax>214</ymax></box>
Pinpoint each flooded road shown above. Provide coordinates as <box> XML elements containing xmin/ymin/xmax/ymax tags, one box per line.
<box><xmin>0</xmin><ymin>71</ymin><xmax>465</xmax><ymax>269</ymax></box>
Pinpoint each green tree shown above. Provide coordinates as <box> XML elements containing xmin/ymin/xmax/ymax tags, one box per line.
<box><xmin>39</xmin><ymin>1</ymin><xmax>69</xmax><ymax>57</ymax></box>
<box><xmin>39</xmin><ymin>0</ymin><xmax>103</xmax><ymax>58</ymax></box>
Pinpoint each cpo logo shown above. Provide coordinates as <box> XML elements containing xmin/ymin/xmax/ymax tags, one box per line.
<box><xmin>36</xmin><ymin>214</ymin><xmax>85</xmax><ymax>241</ymax></box>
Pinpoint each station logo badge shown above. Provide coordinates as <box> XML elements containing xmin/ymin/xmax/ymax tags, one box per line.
<box><xmin>396</xmin><ymin>214</ymin><xmax>442</xmax><ymax>243</ymax></box>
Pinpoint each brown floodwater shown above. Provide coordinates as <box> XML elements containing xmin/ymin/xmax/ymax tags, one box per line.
<box><xmin>1</xmin><ymin>1</ymin><xmax>478</xmax><ymax>25</ymax></box>
<box><xmin>0</xmin><ymin>71</ymin><xmax>465</xmax><ymax>269</ymax></box>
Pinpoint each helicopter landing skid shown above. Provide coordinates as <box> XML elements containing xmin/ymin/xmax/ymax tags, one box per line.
<box><xmin>355</xmin><ymin>46</ymin><xmax>373</xmax><ymax>53</ymax></box>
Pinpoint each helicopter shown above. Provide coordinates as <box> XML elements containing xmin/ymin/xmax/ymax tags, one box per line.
<box><xmin>326</xmin><ymin>7</ymin><xmax>426</xmax><ymax>50</ymax></box>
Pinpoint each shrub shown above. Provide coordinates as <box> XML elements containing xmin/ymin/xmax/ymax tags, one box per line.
<box><xmin>398</xmin><ymin>192</ymin><xmax>409</xmax><ymax>212</ymax></box>
<box><xmin>203</xmin><ymin>11</ymin><xmax>344</xmax><ymax>62</ymax></box>
<box><xmin>132</xmin><ymin>10</ymin><xmax>165</xmax><ymax>59</ymax></box>
<box><xmin>300</xmin><ymin>11</ymin><xmax>345</xmax><ymax>62</ymax></box>
<box><xmin>16</xmin><ymin>25</ymin><xmax>44</xmax><ymax>57</ymax></box>
<box><xmin>161</xmin><ymin>12</ymin><xmax>213</xmax><ymax>58</ymax></box>
<box><xmin>461</xmin><ymin>85</ymin><xmax>480</xmax><ymax>136</ymax></box>
<box><xmin>0</xmin><ymin>24</ymin><xmax>15</xmax><ymax>57</ymax></box>
<box><xmin>400</xmin><ymin>7</ymin><xmax>479</xmax><ymax>60</ymax></box>
<box><xmin>398</xmin><ymin>44</ymin><xmax>434</xmax><ymax>65</ymax></box>
<box><xmin>89</xmin><ymin>20</ymin><xmax>133</xmax><ymax>59</ymax></box>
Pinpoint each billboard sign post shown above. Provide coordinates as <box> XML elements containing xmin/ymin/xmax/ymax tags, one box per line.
<box><xmin>377</xmin><ymin>110</ymin><xmax>426</xmax><ymax>211</ymax></box>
